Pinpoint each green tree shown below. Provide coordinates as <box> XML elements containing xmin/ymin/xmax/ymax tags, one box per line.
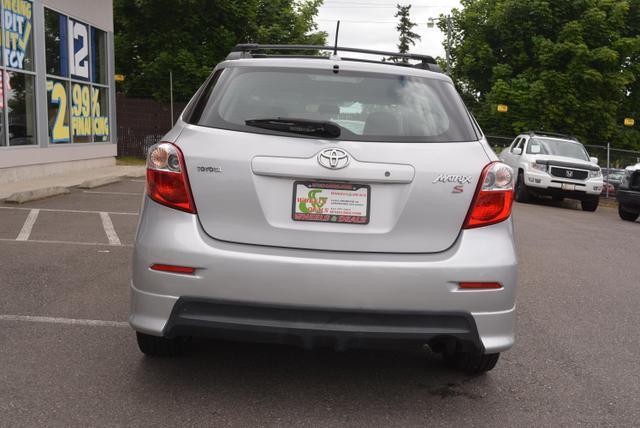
<box><xmin>389</xmin><ymin>4</ymin><xmax>421</xmax><ymax>63</ymax></box>
<box><xmin>114</xmin><ymin>0</ymin><xmax>326</xmax><ymax>102</ymax></box>
<box><xmin>444</xmin><ymin>0</ymin><xmax>640</xmax><ymax>149</ymax></box>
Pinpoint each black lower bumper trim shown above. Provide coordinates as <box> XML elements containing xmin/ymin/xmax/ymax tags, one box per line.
<box><xmin>163</xmin><ymin>298</ymin><xmax>483</xmax><ymax>352</ymax></box>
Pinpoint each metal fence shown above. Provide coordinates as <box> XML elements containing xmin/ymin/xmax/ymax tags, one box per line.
<box><xmin>117</xmin><ymin>128</ymin><xmax>165</xmax><ymax>158</ymax></box>
<box><xmin>583</xmin><ymin>144</ymin><xmax>640</xmax><ymax>170</ymax></box>
<box><xmin>115</xmin><ymin>95</ymin><xmax>187</xmax><ymax>158</ymax></box>
<box><xmin>486</xmin><ymin>135</ymin><xmax>515</xmax><ymax>151</ymax></box>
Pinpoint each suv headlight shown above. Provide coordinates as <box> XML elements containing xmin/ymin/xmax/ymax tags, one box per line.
<box><xmin>530</xmin><ymin>162</ymin><xmax>547</xmax><ymax>173</ymax></box>
<box><xmin>589</xmin><ymin>169</ymin><xmax>602</xmax><ymax>179</ymax></box>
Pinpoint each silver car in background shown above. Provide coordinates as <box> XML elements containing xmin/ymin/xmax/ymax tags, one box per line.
<box><xmin>130</xmin><ymin>45</ymin><xmax>517</xmax><ymax>374</ymax></box>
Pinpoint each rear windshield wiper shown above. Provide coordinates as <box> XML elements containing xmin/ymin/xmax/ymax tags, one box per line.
<box><xmin>245</xmin><ymin>118</ymin><xmax>341</xmax><ymax>138</ymax></box>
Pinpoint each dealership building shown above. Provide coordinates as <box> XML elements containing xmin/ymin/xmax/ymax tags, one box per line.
<box><xmin>0</xmin><ymin>0</ymin><xmax>115</xmax><ymax>184</ymax></box>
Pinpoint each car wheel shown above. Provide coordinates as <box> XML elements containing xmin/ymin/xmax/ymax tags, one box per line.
<box><xmin>136</xmin><ymin>332</ymin><xmax>184</xmax><ymax>357</ymax></box>
<box><xmin>619</xmin><ymin>205</ymin><xmax>639</xmax><ymax>222</ymax></box>
<box><xmin>581</xmin><ymin>198</ymin><xmax>599</xmax><ymax>212</ymax></box>
<box><xmin>445</xmin><ymin>352</ymin><xmax>500</xmax><ymax>374</ymax></box>
<box><xmin>515</xmin><ymin>171</ymin><xmax>531</xmax><ymax>203</ymax></box>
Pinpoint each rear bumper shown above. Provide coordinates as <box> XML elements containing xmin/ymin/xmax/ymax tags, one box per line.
<box><xmin>524</xmin><ymin>170</ymin><xmax>601</xmax><ymax>198</ymax></box>
<box><xmin>130</xmin><ymin>197</ymin><xmax>517</xmax><ymax>354</ymax></box>
<box><xmin>617</xmin><ymin>189</ymin><xmax>640</xmax><ymax>212</ymax></box>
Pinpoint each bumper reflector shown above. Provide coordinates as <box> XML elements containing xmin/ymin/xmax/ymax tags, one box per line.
<box><xmin>459</xmin><ymin>282</ymin><xmax>502</xmax><ymax>290</ymax></box>
<box><xmin>150</xmin><ymin>264</ymin><xmax>196</xmax><ymax>274</ymax></box>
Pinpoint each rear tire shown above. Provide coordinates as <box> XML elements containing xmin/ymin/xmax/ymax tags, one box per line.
<box><xmin>136</xmin><ymin>332</ymin><xmax>184</xmax><ymax>357</ymax></box>
<box><xmin>581</xmin><ymin>198</ymin><xmax>599</xmax><ymax>212</ymax></box>
<box><xmin>445</xmin><ymin>352</ymin><xmax>500</xmax><ymax>374</ymax></box>
<box><xmin>515</xmin><ymin>171</ymin><xmax>531</xmax><ymax>203</ymax></box>
<box><xmin>619</xmin><ymin>205</ymin><xmax>639</xmax><ymax>222</ymax></box>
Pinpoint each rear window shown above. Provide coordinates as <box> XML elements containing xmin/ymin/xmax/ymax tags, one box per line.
<box><xmin>190</xmin><ymin>66</ymin><xmax>478</xmax><ymax>142</ymax></box>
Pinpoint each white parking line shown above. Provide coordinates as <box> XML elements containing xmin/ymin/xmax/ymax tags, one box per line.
<box><xmin>0</xmin><ymin>314</ymin><xmax>129</xmax><ymax>328</ymax></box>
<box><xmin>0</xmin><ymin>238</ymin><xmax>133</xmax><ymax>247</ymax></box>
<box><xmin>100</xmin><ymin>212</ymin><xmax>122</xmax><ymax>245</ymax></box>
<box><xmin>83</xmin><ymin>190</ymin><xmax>141</xmax><ymax>196</ymax></box>
<box><xmin>0</xmin><ymin>206</ymin><xmax>138</xmax><ymax>215</ymax></box>
<box><xmin>16</xmin><ymin>209</ymin><xmax>39</xmax><ymax>241</ymax></box>
<box><xmin>127</xmin><ymin>179</ymin><xmax>145</xmax><ymax>183</ymax></box>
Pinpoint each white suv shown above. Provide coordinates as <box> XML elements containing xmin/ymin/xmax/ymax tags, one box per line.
<box><xmin>499</xmin><ymin>132</ymin><xmax>603</xmax><ymax>211</ymax></box>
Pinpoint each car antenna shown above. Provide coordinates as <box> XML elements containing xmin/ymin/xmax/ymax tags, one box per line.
<box><xmin>334</xmin><ymin>20</ymin><xmax>340</xmax><ymax>55</ymax></box>
<box><xmin>331</xmin><ymin>20</ymin><xmax>341</xmax><ymax>72</ymax></box>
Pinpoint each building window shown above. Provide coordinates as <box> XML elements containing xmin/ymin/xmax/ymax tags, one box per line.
<box><xmin>44</xmin><ymin>7</ymin><xmax>110</xmax><ymax>144</ymax></box>
<box><xmin>46</xmin><ymin>79</ymin><xmax>69</xmax><ymax>143</ymax></box>
<box><xmin>92</xmin><ymin>86</ymin><xmax>109</xmax><ymax>142</ymax></box>
<box><xmin>0</xmin><ymin>72</ymin><xmax>5</xmax><ymax>146</ymax></box>
<box><xmin>91</xmin><ymin>28</ymin><xmax>107</xmax><ymax>84</ymax></box>
<box><xmin>3</xmin><ymin>0</ymin><xmax>34</xmax><ymax>71</ymax></box>
<box><xmin>0</xmin><ymin>0</ymin><xmax>36</xmax><ymax>147</ymax></box>
<box><xmin>7</xmin><ymin>71</ymin><xmax>37</xmax><ymax>146</ymax></box>
<box><xmin>45</xmin><ymin>8</ymin><xmax>67</xmax><ymax>77</ymax></box>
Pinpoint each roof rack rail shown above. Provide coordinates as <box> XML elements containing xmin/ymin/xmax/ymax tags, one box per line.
<box><xmin>529</xmin><ymin>130</ymin><xmax>578</xmax><ymax>141</ymax></box>
<box><xmin>226</xmin><ymin>44</ymin><xmax>442</xmax><ymax>73</ymax></box>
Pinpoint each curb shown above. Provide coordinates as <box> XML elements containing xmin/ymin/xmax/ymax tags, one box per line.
<box><xmin>4</xmin><ymin>187</ymin><xmax>71</xmax><ymax>204</ymax></box>
<box><xmin>78</xmin><ymin>176</ymin><xmax>123</xmax><ymax>189</ymax></box>
<box><xmin>599</xmin><ymin>198</ymin><xmax>617</xmax><ymax>208</ymax></box>
<box><xmin>125</xmin><ymin>171</ymin><xmax>146</xmax><ymax>179</ymax></box>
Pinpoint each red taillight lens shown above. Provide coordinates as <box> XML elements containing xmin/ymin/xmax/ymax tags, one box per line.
<box><xmin>459</xmin><ymin>282</ymin><xmax>502</xmax><ymax>289</ymax></box>
<box><xmin>150</xmin><ymin>264</ymin><xmax>196</xmax><ymax>274</ymax></box>
<box><xmin>464</xmin><ymin>162</ymin><xmax>514</xmax><ymax>229</ymax></box>
<box><xmin>146</xmin><ymin>142</ymin><xmax>196</xmax><ymax>214</ymax></box>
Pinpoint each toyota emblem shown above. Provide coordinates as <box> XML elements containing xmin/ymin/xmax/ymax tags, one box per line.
<box><xmin>317</xmin><ymin>148</ymin><xmax>350</xmax><ymax>169</ymax></box>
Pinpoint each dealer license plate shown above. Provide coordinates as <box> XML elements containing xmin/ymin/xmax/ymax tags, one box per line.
<box><xmin>561</xmin><ymin>183</ymin><xmax>576</xmax><ymax>191</ymax></box>
<box><xmin>292</xmin><ymin>181</ymin><xmax>370</xmax><ymax>224</ymax></box>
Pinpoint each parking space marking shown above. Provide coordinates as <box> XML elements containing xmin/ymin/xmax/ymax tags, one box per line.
<box><xmin>15</xmin><ymin>209</ymin><xmax>39</xmax><ymax>241</ymax></box>
<box><xmin>0</xmin><ymin>206</ymin><xmax>138</xmax><ymax>216</ymax></box>
<box><xmin>0</xmin><ymin>238</ymin><xmax>133</xmax><ymax>247</ymax></box>
<box><xmin>100</xmin><ymin>212</ymin><xmax>122</xmax><ymax>245</ymax></box>
<box><xmin>127</xmin><ymin>179</ymin><xmax>145</xmax><ymax>183</ymax></box>
<box><xmin>0</xmin><ymin>314</ymin><xmax>129</xmax><ymax>328</ymax></box>
<box><xmin>83</xmin><ymin>190</ymin><xmax>141</xmax><ymax>196</ymax></box>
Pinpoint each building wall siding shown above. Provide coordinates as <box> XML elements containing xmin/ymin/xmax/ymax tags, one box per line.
<box><xmin>42</xmin><ymin>0</ymin><xmax>113</xmax><ymax>31</ymax></box>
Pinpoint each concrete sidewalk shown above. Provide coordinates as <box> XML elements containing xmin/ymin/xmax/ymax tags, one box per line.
<box><xmin>0</xmin><ymin>165</ymin><xmax>145</xmax><ymax>202</ymax></box>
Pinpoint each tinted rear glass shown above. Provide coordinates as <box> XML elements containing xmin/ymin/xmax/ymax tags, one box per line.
<box><xmin>193</xmin><ymin>66</ymin><xmax>478</xmax><ymax>142</ymax></box>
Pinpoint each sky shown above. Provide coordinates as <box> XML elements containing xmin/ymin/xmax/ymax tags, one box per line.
<box><xmin>316</xmin><ymin>0</ymin><xmax>461</xmax><ymax>60</ymax></box>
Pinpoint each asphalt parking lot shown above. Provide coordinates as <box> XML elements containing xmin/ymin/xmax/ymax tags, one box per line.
<box><xmin>1</xmin><ymin>181</ymin><xmax>639</xmax><ymax>426</ymax></box>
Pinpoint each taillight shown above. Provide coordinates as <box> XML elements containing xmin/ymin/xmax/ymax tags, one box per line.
<box><xmin>463</xmin><ymin>162</ymin><xmax>514</xmax><ymax>229</ymax></box>
<box><xmin>459</xmin><ymin>282</ymin><xmax>502</xmax><ymax>290</ymax></box>
<box><xmin>150</xmin><ymin>264</ymin><xmax>196</xmax><ymax>274</ymax></box>
<box><xmin>146</xmin><ymin>142</ymin><xmax>196</xmax><ymax>214</ymax></box>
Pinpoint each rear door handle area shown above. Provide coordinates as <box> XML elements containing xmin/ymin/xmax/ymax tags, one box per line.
<box><xmin>251</xmin><ymin>155</ymin><xmax>415</xmax><ymax>184</ymax></box>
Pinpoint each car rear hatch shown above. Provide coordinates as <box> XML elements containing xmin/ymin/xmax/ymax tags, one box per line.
<box><xmin>177</xmin><ymin>60</ymin><xmax>489</xmax><ymax>253</ymax></box>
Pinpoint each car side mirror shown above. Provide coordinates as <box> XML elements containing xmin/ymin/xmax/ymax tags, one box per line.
<box><xmin>590</xmin><ymin>157</ymin><xmax>598</xmax><ymax>164</ymax></box>
<box><xmin>512</xmin><ymin>147</ymin><xmax>522</xmax><ymax>155</ymax></box>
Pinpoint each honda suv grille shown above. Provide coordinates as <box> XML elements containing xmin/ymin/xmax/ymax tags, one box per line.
<box><xmin>550</xmin><ymin>167</ymin><xmax>588</xmax><ymax>180</ymax></box>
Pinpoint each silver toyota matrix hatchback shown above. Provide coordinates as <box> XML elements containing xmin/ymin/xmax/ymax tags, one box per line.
<box><xmin>130</xmin><ymin>45</ymin><xmax>517</xmax><ymax>374</ymax></box>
